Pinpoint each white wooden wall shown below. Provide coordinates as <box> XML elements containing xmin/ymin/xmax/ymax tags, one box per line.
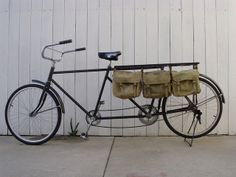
<box><xmin>0</xmin><ymin>0</ymin><xmax>235</xmax><ymax>136</ymax></box>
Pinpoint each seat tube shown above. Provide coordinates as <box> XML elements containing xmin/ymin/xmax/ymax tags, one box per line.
<box><xmin>93</xmin><ymin>65</ymin><xmax>111</xmax><ymax>116</ymax></box>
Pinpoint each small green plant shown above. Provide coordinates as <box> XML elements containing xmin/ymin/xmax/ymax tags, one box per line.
<box><xmin>68</xmin><ymin>118</ymin><xmax>80</xmax><ymax>136</ymax></box>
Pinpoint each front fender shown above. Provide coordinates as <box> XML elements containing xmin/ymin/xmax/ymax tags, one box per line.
<box><xmin>32</xmin><ymin>80</ymin><xmax>65</xmax><ymax>113</ymax></box>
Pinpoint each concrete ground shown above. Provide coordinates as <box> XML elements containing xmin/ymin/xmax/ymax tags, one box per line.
<box><xmin>0</xmin><ymin>136</ymin><xmax>236</xmax><ymax>177</ymax></box>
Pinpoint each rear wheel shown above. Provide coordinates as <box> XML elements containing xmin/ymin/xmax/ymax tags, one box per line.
<box><xmin>5</xmin><ymin>84</ymin><xmax>62</xmax><ymax>145</ymax></box>
<box><xmin>162</xmin><ymin>77</ymin><xmax>223</xmax><ymax>138</ymax></box>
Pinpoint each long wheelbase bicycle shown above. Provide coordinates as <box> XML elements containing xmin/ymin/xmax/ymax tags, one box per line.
<box><xmin>5</xmin><ymin>39</ymin><xmax>225</xmax><ymax>145</ymax></box>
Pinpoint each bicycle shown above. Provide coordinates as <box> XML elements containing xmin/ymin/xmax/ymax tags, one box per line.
<box><xmin>5</xmin><ymin>39</ymin><xmax>225</xmax><ymax>146</ymax></box>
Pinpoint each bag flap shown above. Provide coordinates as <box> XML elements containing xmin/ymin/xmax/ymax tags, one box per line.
<box><xmin>113</xmin><ymin>71</ymin><xmax>141</xmax><ymax>83</ymax></box>
<box><xmin>143</xmin><ymin>70</ymin><xmax>170</xmax><ymax>84</ymax></box>
<box><xmin>172</xmin><ymin>69</ymin><xmax>199</xmax><ymax>82</ymax></box>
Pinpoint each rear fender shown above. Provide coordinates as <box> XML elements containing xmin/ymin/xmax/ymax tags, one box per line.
<box><xmin>199</xmin><ymin>74</ymin><xmax>225</xmax><ymax>104</ymax></box>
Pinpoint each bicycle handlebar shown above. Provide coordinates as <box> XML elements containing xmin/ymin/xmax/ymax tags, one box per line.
<box><xmin>41</xmin><ymin>39</ymin><xmax>86</xmax><ymax>62</ymax></box>
<box><xmin>75</xmin><ymin>47</ymin><xmax>86</xmax><ymax>51</ymax></box>
<box><xmin>58</xmin><ymin>39</ymin><xmax>72</xmax><ymax>45</ymax></box>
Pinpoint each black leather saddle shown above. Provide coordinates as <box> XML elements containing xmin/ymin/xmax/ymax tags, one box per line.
<box><xmin>98</xmin><ymin>51</ymin><xmax>121</xmax><ymax>61</ymax></box>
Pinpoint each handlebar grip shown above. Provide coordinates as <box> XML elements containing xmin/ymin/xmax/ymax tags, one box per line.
<box><xmin>75</xmin><ymin>47</ymin><xmax>86</xmax><ymax>51</ymax></box>
<box><xmin>58</xmin><ymin>39</ymin><xmax>72</xmax><ymax>44</ymax></box>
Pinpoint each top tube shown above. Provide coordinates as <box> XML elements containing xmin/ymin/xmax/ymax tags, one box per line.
<box><xmin>53</xmin><ymin>62</ymin><xmax>199</xmax><ymax>74</ymax></box>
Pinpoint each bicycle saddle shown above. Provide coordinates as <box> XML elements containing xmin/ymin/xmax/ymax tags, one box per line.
<box><xmin>98</xmin><ymin>51</ymin><xmax>121</xmax><ymax>61</ymax></box>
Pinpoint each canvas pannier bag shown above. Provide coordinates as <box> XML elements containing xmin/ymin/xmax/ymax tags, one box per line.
<box><xmin>172</xmin><ymin>69</ymin><xmax>201</xmax><ymax>97</ymax></box>
<box><xmin>143</xmin><ymin>70</ymin><xmax>171</xmax><ymax>98</ymax></box>
<box><xmin>112</xmin><ymin>70</ymin><xmax>142</xmax><ymax>99</ymax></box>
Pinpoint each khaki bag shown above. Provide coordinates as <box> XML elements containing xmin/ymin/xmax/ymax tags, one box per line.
<box><xmin>112</xmin><ymin>70</ymin><xmax>142</xmax><ymax>99</ymax></box>
<box><xmin>172</xmin><ymin>69</ymin><xmax>201</xmax><ymax>97</ymax></box>
<box><xmin>143</xmin><ymin>70</ymin><xmax>172</xmax><ymax>98</ymax></box>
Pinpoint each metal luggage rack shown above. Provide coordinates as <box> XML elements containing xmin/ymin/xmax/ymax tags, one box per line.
<box><xmin>5</xmin><ymin>39</ymin><xmax>225</xmax><ymax>147</ymax></box>
<box><xmin>114</xmin><ymin>62</ymin><xmax>199</xmax><ymax>70</ymax></box>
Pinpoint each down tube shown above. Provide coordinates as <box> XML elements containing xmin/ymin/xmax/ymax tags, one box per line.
<box><xmin>51</xmin><ymin>79</ymin><xmax>90</xmax><ymax>116</ymax></box>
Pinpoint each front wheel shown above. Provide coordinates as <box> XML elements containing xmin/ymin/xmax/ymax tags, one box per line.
<box><xmin>162</xmin><ymin>77</ymin><xmax>223</xmax><ymax>139</ymax></box>
<box><xmin>5</xmin><ymin>84</ymin><xmax>62</xmax><ymax>145</ymax></box>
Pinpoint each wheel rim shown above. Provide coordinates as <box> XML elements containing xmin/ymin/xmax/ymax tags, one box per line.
<box><xmin>6</xmin><ymin>86</ymin><xmax>60</xmax><ymax>144</ymax></box>
<box><xmin>163</xmin><ymin>78</ymin><xmax>222</xmax><ymax>138</ymax></box>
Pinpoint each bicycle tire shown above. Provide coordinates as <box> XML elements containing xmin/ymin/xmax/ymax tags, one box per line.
<box><xmin>5</xmin><ymin>84</ymin><xmax>62</xmax><ymax>145</ymax></box>
<box><xmin>162</xmin><ymin>77</ymin><xmax>223</xmax><ymax>139</ymax></box>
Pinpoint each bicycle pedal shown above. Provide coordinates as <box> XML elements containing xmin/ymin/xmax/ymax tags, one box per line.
<box><xmin>80</xmin><ymin>132</ymin><xmax>88</xmax><ymax>140</ymax></box>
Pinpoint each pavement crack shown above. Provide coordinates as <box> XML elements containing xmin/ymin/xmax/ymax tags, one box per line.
<box><xmin>102</xmin><ymin>136</ymin><xmax>115</xmax><ymax>177</ymax></box>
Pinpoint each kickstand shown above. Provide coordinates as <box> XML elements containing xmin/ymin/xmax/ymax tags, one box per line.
<box><xmin>184</xmin><ymin>117</ymin><xmax>199</xmax><ymax>147</ymax></box>
<box><xmin>80</xmin><ymin>120</ymin><xmax>94</xmax><ymax>140</ymax></box>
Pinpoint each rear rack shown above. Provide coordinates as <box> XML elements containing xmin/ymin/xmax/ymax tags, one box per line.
<box><xmin>114</xmin><ymin>62</ymin><xmax>199</xmax><ymax>70</ymax></box>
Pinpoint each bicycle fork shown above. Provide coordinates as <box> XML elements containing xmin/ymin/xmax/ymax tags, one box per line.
<box><xmin>29</xmin><ymin>90</ymin><xmax>48</xmax><ymax>117</ymax></box>
<box><xmin>30</xmin><ymin>66</ymin><xmax>55</xmax><ymax>117</ymax></box>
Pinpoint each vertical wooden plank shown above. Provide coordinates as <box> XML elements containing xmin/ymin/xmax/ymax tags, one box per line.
<box><xmin>160</xmin><ymin>0</ymin><xmax>182</xmax><ymax>136</ymax></box>
<box><xmin>215</xmin><ymin>0</ymin><xmax>229</xmax><ymax>134</ymax></box>
<box><xmin>52</xmin><ymin>0</ymin><xmax>64</xmax><ymax>135</ymax></box>
<box><xmin>87</xmin><ymin>0</ymin><xmax>100</xmax><ymax>135</ymax></box>
<box><xmin>205</xmin><ymin>0</ymin><xmax>218</xmax><ymax>80</ymax></box>
<box><xmin>18</xmin><ymin>0</ymin><xmax>31</xmax><ymax>135</ymax></box>
<box><xmin>30</xmin><ymin>0</ymin><xmax>44</xmax><ymax>135</ymax></box>
<box><xmin>193</xmin><ymin>0</ymin><xmax>206</xmax><ymax>73</ymax></box>
<box><xmin>7</xmin><ymin>0</ymin><xmax>20</xmax><ymax>96</ymax></box>
<box><xmin>146</xmin><ymin>0</ymin><xmax>159</xmax><ymax>136</ymax></box>
<box><xmin>158</xmin><ymin>0</ymin><xmax>171</xmax><ymax>135</ymax></box>
<box><xmin>170</xmin><ymin>0</ymin><xmax>182</xmax><ymax>137</ymax></box>
<box><xmin>205</xmin><ymin>0</ymin><xmax>218</xmax><ymax>135</ymax></box>
<box><xmin>193</xmin><ymin>0</ymin><xmax>208</xmax><ymax>135</ymax></box>
<box><xmin>134</xmin><ymin>0</ymin><xmax>147</xmax><ymax>136</ymax></box>
<box><xmin>40</xmin><ymin>0</ymin><xmax>53</xmax><ymax>134</ymax></box>
<box><xmin>182</xmin><ymin>0</ymin><xmax>193</xmax><ymax>62</ymax></box>
<box><xmin>122</xmin><ymin>0</ymin><xmax>135</xmax><ymax>136</ymax></box>
<box><xmin>158</xmin><ymin>0</ymin><xmax>170</xmax><ymax>62</ymax></box>
<box><xmin>63</xmin><ymin>0</ymin><xmax>76</xmax><ymax>135</ymax></box>
<box><xmin>0</xmin><ymin>0</ymin><xmax>10</xmax><ymax>134</ymax></box>
<box><xmin>110</xmin><ymin>0</ymin><xmax>123</xmax><ymax>136</ymax></box>
<box><xmin>228</xmin><ymin>0</ymin><xmax>236</xmax><ymax>135</ymax></box>
<box><xmin>75</xmin><ymin>0</ymin><xmax>88</xmax><ymax>136</ymax></box>
<box><xmin>40</xmin><ymin>0</ymin><xmax>53</xmax><ymax>81</ymax></box>
<box><xmin>18</xmin><ymin>0</ymin><xmax>31</xmax><ymax>86</ymax></box>
<box><xmin>98</xmin><ymin>0</ymin><xmax>111</xmax><ymax>135</ymax></box>
<box><xmin>170</xmin><ymin>0</ymin><xmax>182</xmax><ymax>63</ymax></box>
<box><xmin>30</xmin><ymin>0</ymin><xmax>42</xmax><ymax>82</ymax></box>
<box><xmin>7</xmin><ymin>0</ymin><xmax>19</xmax><ymax>135</ymax></box>
<box><xmin>182</xmin><ymin>0</ymin><xmax>197</xmax><ymax>135</ymax></box>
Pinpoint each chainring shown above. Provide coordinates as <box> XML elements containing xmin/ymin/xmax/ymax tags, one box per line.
<box><xmin>138</xmin><ymin>105</ymin><xmax>159</xmax><ymax>125</ymax></box>
<box><xmin>85</xmin><ymin>110</ymin><xmax>101</xmax><ymax>125</ymax></box>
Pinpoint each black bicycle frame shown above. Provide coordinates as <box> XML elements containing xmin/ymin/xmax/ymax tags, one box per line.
<box><xmin>51</xmin><ymin>64</ymin><xmax>153</xmax><ymax>120</ymax></box>
<box><xmin>33</xmin><ymin>62</ymin><xmax>198</xmax><ymax>120</ymax></box>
